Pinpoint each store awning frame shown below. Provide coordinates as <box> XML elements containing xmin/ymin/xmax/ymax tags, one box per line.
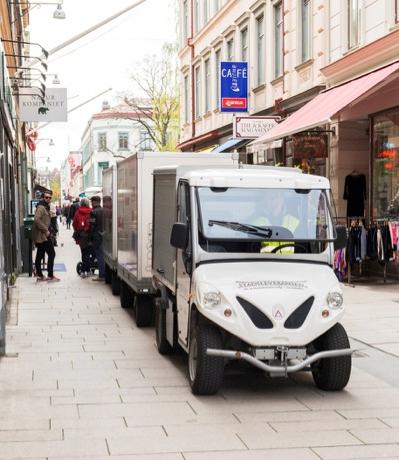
<box><xmin>251</xmin><ymin>61</ymin><xmax>399</xmax><ymax>146</ymax></box>
<box><xmin>211</xmin><ymin>138</ymin><xmax>249</xmax><ymax>153</ymax></box>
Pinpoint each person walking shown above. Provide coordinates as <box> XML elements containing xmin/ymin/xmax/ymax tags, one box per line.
<box><xmin>68</xmin><ymin>198</ymin><xmax>80</xmax><ymax>224</ymax></box>
<box><xmin>64</xmin><ymin>204</ymin><xmax>71</xmax><ymax>229</ymax></box>
<box><xmin>89</xmin><ymin>196</ymin><xmax>105</xmax><ymax>282</ymax></box>
<box><xmin>50</xmin><ymin>203</ymin><xmax>59</xmax><ymax>247</ymax></box>
<box><xmin>72</xmin><ymin>198</ymin><xmax>92</xmax><ymax>278</ymax></box>
<box><xmin>31</xmin><ymin>192</ymin><xmax>60</xmax><ymax>282</ymax></box>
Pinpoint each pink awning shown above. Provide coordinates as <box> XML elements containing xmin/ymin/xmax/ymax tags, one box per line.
<box><xmin>252</xmin><ymin>61</ymin><xmax>399</xmax><ymax>145</ymax></box>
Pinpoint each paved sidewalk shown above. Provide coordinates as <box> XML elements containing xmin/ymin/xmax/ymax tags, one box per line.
<box><xmin>2</xmin><ymin>226</ymin><xmax>399</xmax><ymax>459</ymax></box>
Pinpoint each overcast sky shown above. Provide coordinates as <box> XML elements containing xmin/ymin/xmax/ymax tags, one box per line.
<box><xmin>29</xmin><ymin>0</ymin><xmax>177</xmax><ymax>169</ymax></box>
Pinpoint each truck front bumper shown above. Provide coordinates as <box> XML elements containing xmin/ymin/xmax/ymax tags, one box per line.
<box><xmin>207</xmin><ymin>348</ymin><xmax>355</xmax><ymax>374</ymax></box>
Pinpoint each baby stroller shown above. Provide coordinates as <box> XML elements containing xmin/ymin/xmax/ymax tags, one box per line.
<box><xmin>76</xmin><ymin>251</ymin><xmax>98</xmax><ymax>276</ymax></box>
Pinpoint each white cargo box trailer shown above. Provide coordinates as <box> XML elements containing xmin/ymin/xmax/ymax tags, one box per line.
<box><xmin>106</xmin><ymin>151</ymin><xmax>238</xmax><ymax>327</ymax></box>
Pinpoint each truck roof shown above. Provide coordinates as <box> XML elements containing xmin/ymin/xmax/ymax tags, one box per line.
<box><xmin>153</xmin><ymin>165</ymin><xmax>330</xmax><ymax>189</ymax></box>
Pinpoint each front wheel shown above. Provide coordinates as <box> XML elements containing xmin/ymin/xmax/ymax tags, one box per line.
<box><xmin>188</xmin><ymin>326</ymin><xmax>224</xmax><ymax>395</ymax></box>
<box><xmin>76</xmin><ymin>262</ymin><xmax>83</xmax><ymax>275</ymax></box>
<box><xmin>311</xmin><ymin>323</ymin><xmax>352</xmax><ymax>391</ymax></box>
<box><xmin>135</xmin><ymin>295</ymin><xmax>154</xmax><ymax>327</ymax></box>
<box><xmin>155</xmin><ymin>299</ymin><xmax>173</xmax><ymax>354</ymax></box>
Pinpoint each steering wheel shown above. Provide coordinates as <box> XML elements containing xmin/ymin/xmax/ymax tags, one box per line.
<box><xmin>271</xmin><ymin>243</ymin><xmax>309</xmax><ymax>254</ymax></box>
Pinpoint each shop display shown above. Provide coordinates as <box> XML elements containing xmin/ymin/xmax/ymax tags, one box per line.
<box><xmin>343</xmin><ymin>171</ymin><xmax>367</xmax><ymax>218</ymax></box>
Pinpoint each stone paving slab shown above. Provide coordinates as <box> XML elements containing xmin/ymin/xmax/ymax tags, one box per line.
<box><xmin>1</xmin><ymin>227</ymin><xmax>399</xmax><ymax>458</ymax></box>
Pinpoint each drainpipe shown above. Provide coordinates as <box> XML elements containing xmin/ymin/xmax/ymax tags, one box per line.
<box><xmin>189</xmin><ymin>0</ymin><xmax>196</xmax><ymax>151</ymax></box>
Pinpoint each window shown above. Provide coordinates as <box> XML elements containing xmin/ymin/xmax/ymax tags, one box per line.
<box><xmin>227</xmin><ymin>38</ymin><xmax>234</xmax><ymax>61</ymax></box>
<box><xmin>256</xmin><ymin>15</ymin><xmax>265</xmax><ymax>85</ymax></box>
<box><xmin>241</xmin><ymin>27</ymin><xmax>248</xmax><ymax>61</ymax></box>
<box><xmin>118</xmin><ymin>132</ymin><xmax>129</xmax><ymax>150</ymax></box>
<box><xmin>348</xmin><ymin>0</ymin><xmax>360</xmax><ymax>49</ymax></box>
<box><xmin>215</xmin><ymin>49</ymin><xmax>221</xmax><ymax>109</ymax></box>
<box><xmin>182</xmin><ymin>0</ymin><xmax>188</xmax><ymax>44</ymax></box>
<box><xmin>205</xmin><ymin>58</ymin><xmax>211</xmax><ymax>113</ymax></box>
<box><xmin>195</xmin><ymin>65</ymin><xmax>201</xmax><ymax>118</ymax></box>
<box><xmin>274</xmin><ymin>2</ymin><xmax>283</xmax><ymax>78</ymax></box>
<box><xmin>194</xmin><ymin>0</ymin><xmax>200</xmax><ymax>33</ymax></box>
<box><xmin>184</xmin><ymin>74</ymin><xmax>189</xmax><ymax>124</ymax></box>
<box><xmin>203</xmin><ymin>0</ymin><xmax>208</xmax><ymax>23</ymax></box>
<box><xmin>98</xmin><ymin>133</ymin><xmax>107</xmax><ymax>151</ymax></box>
<box><xmin>139</xmin><ymin>130</ymin><xmax>152</xmax><ymax>151</ymax></box>
<box><xmin>213</xmin><ymin>0</ymin><xmax>221</xmax><ymax>14</ymax></box>
<box><xmin>301</xmin><ymin>0</ymin><xmax>311</xmax><ymax>62</ymax></box>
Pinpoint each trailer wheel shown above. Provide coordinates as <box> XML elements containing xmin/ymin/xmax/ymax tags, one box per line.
<box><xmin>111</xmin><ymin>271</ymin><xmax>120</xmax><ymax>296</ymax></box>
<box><xmin>135</xmin><ymin>295</ymin><xmax>154</xmax><ymax>327</ymax></box>
<box><xmin>311</xmin><ymin>323</ymin><xmax>352</xmax><ymax>391</ymax></box>
<box><xmin>155</xmin><ymin>299</ymin><xmax>173</xmax><ymax>354</ymax></box>
<box><xmin>105</xmin><ymin>264</ymin><xmax>112</xmax><ymax>284</ymax></box>
<box><xmin>188</xmin><ymin>326</ymin><xmax>224</xmax><ymax>395</ymax></box>
<box><xmin>120</xmin><ymin>281</ymin><xmax>135</xmax><ymax>309</ymax></box>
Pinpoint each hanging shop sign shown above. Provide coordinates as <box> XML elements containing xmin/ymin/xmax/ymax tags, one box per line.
<box><xmin>19</xmin><ymin>88</ymin><xmax>68</xmax><ymax>122</ymax></box>
<box><xmin>220</xmin><ymin>62</ymin><xmax>248</xmax><ymax>112</ymax></box>
<box><xmin>292</xmin><ymin>133</ymin><xmax>328</xmax><ymax>159</ymax></box>
<box><xmin>233</xmin><ymin>115</ymin><xmax>280</xmax><ymax>139</ymax></box>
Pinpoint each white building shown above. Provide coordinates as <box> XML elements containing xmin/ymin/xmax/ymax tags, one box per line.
<box><xmin>60</xmin><ymin>151</ymin><xmax>82</xmax><ymax>202</ymax></box>
<box><xmin>80</xmin><ymin>101</ymin><xmax>154</xmax><ymax>191</ymax></box>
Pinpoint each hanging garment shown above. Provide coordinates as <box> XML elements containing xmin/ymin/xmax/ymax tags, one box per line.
<box><xmin>382</xmin><ymin>224</ymin><xmax>393</xmax><ymax>262</ymax></box>
<box><xmin>334</xmin><ymin>248</ymin><xmax>347</xmax><ymax>281</ymax></box>
<box><xmin>377</xmin><ymin>228</ymin><xmax>384</xmax><ymax>263</ymax></box>
<box><xmin>343</xmin><ymin>173</ymin><xmax>367</xmax><ymax>218</ymax></box>
<box><xmin>367</xmin><ymin>225</ymin><xmax>378</xmax><ymax>259</ymax></box>
<box><xmin>360</xmin><ymin>226</ymin><xmax>367</xmax><ymax>260</ymax></box>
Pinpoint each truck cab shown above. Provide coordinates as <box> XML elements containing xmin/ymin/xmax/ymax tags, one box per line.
<box><xmin>152</xmin><ymin>165</ymin><xmax>352</xmax><ymax>395</ymax></box>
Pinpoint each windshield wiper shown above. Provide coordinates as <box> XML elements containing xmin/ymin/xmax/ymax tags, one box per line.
<box><xmin>208</xmin><ymin>220</ymin><xmax>273</xmax><ymax>238</ymax></box>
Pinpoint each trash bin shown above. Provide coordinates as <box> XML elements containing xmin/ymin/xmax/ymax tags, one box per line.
<box><xmin>23</xmin><ymin>215</ymin><xmax>34</xmax><ymax>276</ymax></box>
<box><xmin>23</xmin><ymin>215</ymin><xmax>34</xmax><ymax>239</ymax></box>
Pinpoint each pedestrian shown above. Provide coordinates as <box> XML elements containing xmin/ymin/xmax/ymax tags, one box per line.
<box><xmin>31</xmin><ymin>191</ymin><xmax>60</xmax><ymax>282</ymax></box>
<box><xmin>56</xmin><ymin>205</ymin><xmax>62</xmax><ymax>223</ymax></box>
<box><xmin>50</xmin><ymin>203</ymin><xmax>59</xmax><ymax>247</ymax></box>
<box><xmin>64</xmin><ymin>204</ymin><xmax>71</xmax><ymax>229</ymax></box>
<box><xmin>68</xmin><ymin>198</ymin><xmax>80</xmax><ymax>224</ymax></box>
<box><xmin>89</xmin><ymin>195</ymin><xmax>105</xmax><ymax>282</ymax></box>
<box><xmin>72</xmin><ymin>198</ymin><xmax>92</xmax><ymax>278</ymax></box>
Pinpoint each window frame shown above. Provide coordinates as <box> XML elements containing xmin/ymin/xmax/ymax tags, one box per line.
<box><xmin>300</xmin><ymin>0</ymin><xmax>311</xmax><ymax>63</ymax></box>
<box><xmin>347</xmin><ymin>0</ymin><xmax>360</xmax><ymax>50</ymax></box>
<box><xmin>274</xmin><ymin>1</ymin><xmax>283</xmax><ymax>79</ymax></box>
<box><xmin>227</xmin><ymin>37</ymin><xmax>234</xmax><ymax>61</ymax></box>
<box><xmin>184</xmin><ymin>74</ymin><xmax>189</xmax><ymax>124</ymax></box>
<box><xmin>215</xmin><ymin>48</ymin><xmax>221</xmax><ymax>110</ymax></box>
<box><xmin>98</xmin><ymin>132</ymin><xmax>107</xmax><ymax>152</ymax></box>
<box><xmin>240</xmin><ymin>26</ymin><xmax>248</xmax><ymax>62</ymax></box>
<box><xmin>256</xmin><ymin>14</ymin><xmax>265</xmax><ymax>86</ymax></box>
<box><xmin>118</xmin><ymin>132</ymin><xmax>129</xmax><ymax>150</ymax></box>
<box><xmin>195</xmin><ymin>64</ymin><xmax>201</xmax><ymax>118</ymax></box>
<box><xmin>204</xmin><ymin>58</ymin><xmax>211</xmax><ymax>113</ymax></box>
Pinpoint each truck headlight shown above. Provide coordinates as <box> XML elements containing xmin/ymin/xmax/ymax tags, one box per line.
<box><xmin>327</xmin><ymin>291</ymin><xmax>343</xmax><ymax>309</ymax></box>
<box><xmin>198</xmin><ymin>283</ymin><xmax>221</xmax><ymax>308</ymax></box>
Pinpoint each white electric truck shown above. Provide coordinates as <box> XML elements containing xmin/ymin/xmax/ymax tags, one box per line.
<box><xmin>152</xmin><ymin>165</ymin><xmax>353</xmax><ymax>395</ymax></box>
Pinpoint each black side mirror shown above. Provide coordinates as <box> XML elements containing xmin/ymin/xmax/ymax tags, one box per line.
<box><xmin>334</xmin><ymin>225</ymin><xmax>347</xmax><ymax>251</ymax></box>
<box><xmin>170</xmin><ymin>222</ymin><xmax>189</xmax><ymax>249</ymax></box>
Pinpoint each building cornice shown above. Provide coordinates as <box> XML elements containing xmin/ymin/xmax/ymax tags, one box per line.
<box><xmin>235</xmin><ymin>11</ymin><xmax>251</xmax><ymax>27</ymax></box>
<box><xmin>321</xmin><ymin>28</ymin><xmax>399</xmax><ymax>86</ymax></box>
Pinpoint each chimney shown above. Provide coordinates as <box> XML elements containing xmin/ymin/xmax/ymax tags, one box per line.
<box><xmin>102</xmin><ymin>100</ymin><xmax>110</xmax><ymax>111</ymax></box>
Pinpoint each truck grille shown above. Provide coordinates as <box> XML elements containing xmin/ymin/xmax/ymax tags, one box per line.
<box><xmin>236</xmin><ymin>296</ymin><xmax>273</xmax><ymax>329</ymax></box>
<box><xmin>284</xmin><ymin>296</ymin><xmax>314</xmax><ymax>329</ymax></box>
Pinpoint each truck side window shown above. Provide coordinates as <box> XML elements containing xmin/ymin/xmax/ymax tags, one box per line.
<box><xmin>178</xmin><ymin>182</ymin><xmax>192</xmax><ymax>273</ymax></box>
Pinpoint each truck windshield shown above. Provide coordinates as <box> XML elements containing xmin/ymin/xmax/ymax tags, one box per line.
<box><xmin>197</xmin><ymin>187</ymin><xmax>335</xmax><ymax>244</ymax></box>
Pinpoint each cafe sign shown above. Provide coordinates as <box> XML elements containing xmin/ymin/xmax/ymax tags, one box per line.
<box><xmin>292</xmin><ymin>133</ymin><xmax>328</xmax><ymax>159</ymax></box>
<box><xmin>19</xmin><ymin>88</ymin><xmax>68</xmax><ymax>122</ymax></box>
<box><xmin>233</xmin><ymin>115</ymin><xmax>280</xmax><ymax>139</ymax></box>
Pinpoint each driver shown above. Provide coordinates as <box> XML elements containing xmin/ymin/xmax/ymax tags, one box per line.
<box><xmin>251</xmin><ymin>190</ymin><xmax>299</xmax><ymax>253</ymax></box>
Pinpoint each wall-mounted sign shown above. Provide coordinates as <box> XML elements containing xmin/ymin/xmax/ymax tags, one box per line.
<box><xmin>233</xmin><ymin>115</ymin><xmax>280</xmax><ymax>139</ymax></box>
<box><xmin>98</xmin><ymin>161</ymin><xmax>109</xmax><ymax>168</ymax></box>
<box><xmin>19</xmin><ymin>88</ymin><xmax>68</xmax><ymax>122</ymax></box>
<box><xmin>220</xmin><ymin>62</ymin><xmax>248</xmax><ymax>113</ymax></box>
<box><xmin>292</xmin><ymin>133</ymin><xmax>328</xmax><ymax>159</ymax></box>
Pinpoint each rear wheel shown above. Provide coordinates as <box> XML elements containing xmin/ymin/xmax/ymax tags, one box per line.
<box><xmin>135</xmin><ymin>295</ymin><xmax>154</xmax><ymax>327</ymax></box>
<box><xmin>111</xmin><ymin>271</ymin><xmax>120</xmax><ymax>296</ymax></box>
<box><xmin>155</xmin><ymin>298</ymin><xmax>173</xmax><ymax>354</ymax></box>
<box><xmin>120</xmin><ymin>281</ymin><xmax>135</xmax><ymax>309</ymax></box>
<box><xmin>76</xmin><ymin>262</ymin><xmax>83</xmax><ymax>275</ymax></box>
<box><xmin>311</xmin><ymin>323</ymin><xmax>352</xmax><ymax>391</ymax></box>
<box><xmin>188</xmin><ymin>325</ymin><xmax>224</xmax><ymax>395</ymax></box>
<box><xmin>105</xmin><ymin>264</ymin><xmax>112</xmax><ymax>284</ymax></box>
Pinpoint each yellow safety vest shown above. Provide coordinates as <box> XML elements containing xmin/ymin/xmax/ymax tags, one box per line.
<box><xmin>252</xmin><ymin>215</ymin><xmax>300</xmax><ymax>254</ymax></box>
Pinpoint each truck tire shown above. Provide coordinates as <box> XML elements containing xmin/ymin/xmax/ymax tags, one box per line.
<box><xmin>76</xmin><ymin>262</ymin><xmax>83</xmax><ymax>275</ymax></box>
<box><xmin>120</xmin><ymin>281</ymin><xmax>135</xmax><ymax>309</ymax></box>
<box><xmin>311</xmin><ymin>323</ymin><xmax>351</xmax><ymax>391</ymax></box>
<box><xmin>105</xmin><ymin>264</ymin><xmax>112</xmax><ymax>284</ymax></box>
<box><xmin>188</xmin><ymin>325</ymin><xmax>224</xmax><ymax>395</ymax></box>
<box><xmin>135</xmin><ymin>295</ymin><xmax>154</xmax><ymax>327</ymax></box>
<box><xmin>155</xmin><ymin>300</ymin><xmax>173</xmax><ymax>354</ymax></box>
<box><xmin>111</xmin><ymin>271</ymin><xmax>120</xmax><ymax>296</ymax></box>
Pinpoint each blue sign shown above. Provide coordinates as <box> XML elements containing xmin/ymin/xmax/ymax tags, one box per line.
<box><xmin>220</xmin><ymin>61</ymin><xmax>248</xmax><ymax>113</ymax></box>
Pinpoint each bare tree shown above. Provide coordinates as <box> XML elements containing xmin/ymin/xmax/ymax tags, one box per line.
<box><xmin>124</xmin><ymin>43</ymin><xmax>179</xmax><ymax>151</ymax></box>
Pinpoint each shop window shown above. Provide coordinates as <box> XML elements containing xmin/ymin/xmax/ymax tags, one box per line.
<box><xmin>285</xmin><ymin>133</ymin><xmax>328</xmax><ymax>177</ymax></box>
<box><xmin>372</xmin><ymin>109</ymin><xmax>399</xmax><ymax>217</ymax></box>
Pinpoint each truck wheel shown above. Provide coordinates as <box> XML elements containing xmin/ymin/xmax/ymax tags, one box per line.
<box><xmin>120</xmin><ymin>281</ymin><xmax>134</xmax><ymax>309</ymax></box>
<box><xmin>76</xmin><ymin>262</ymin><xmax>83</xmax><ymax>275</ymax></box>
<box><xmin>135</xmin><ymin>295</ymin><xmax>154</xmax><ymax>327</ymax></box>
<box><xmin>311</xmin><ymin>323</ymin><xmax>352</xmax><ymax>391</ymax></box>
<box><xmin>105</xmin><ymin>265</ymin><xmax>112</xmax><ymax>284</ymax></box>
<box><xmin>155</xmin><ymin>300</ymin><xmax>173</xmax><ymax>354</ymax></box>
<box><xmin>111</xmin><ymin>271</ymin><xmax>120</xmax><ymax>296</ymax></box>
<box><xmin>188</xmin><ymin>326</ymin><xmax>224</xmax><ymax>395</ymax></box>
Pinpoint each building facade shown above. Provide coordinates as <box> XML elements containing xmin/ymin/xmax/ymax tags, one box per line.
<box><xmin>80</xmin><ymin>102</ymin><xmax>154</xmax><ymax>191</ymax></box>
<box><xmin>60</xmin><ymin>151</ymin><xmax>83</xmax><ymax>202</ymax></box>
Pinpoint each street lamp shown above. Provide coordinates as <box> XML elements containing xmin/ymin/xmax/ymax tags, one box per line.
<box><xmin>36</xmin><ymin>138</ymin><xmax>55</xmax><ymax>146</ymax></box>
<box><xmin>9</xmin><ymin>1</ymin><xmax>66</xmax><ymax>19</ymax></box>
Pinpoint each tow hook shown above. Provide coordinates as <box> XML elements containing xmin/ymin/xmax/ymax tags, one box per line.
<box><xmin>277</xmin><ymin>345</ymin><xmax>289</xmax><ymax>376</ymax></box>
